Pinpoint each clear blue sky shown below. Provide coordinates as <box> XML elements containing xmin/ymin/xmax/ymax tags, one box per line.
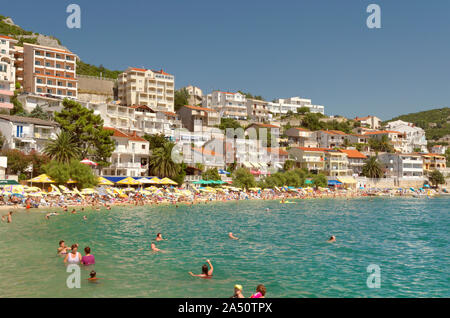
<box><xmin>2</xmin><ymin>0</ymin><xmax>450</xmax><ymax>119</ymax></box>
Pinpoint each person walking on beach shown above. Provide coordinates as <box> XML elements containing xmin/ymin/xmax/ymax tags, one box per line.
<box><xmin>189</xmin><ymin>259</ymin><xmax>213</xmax><ymax>278</ymax></box>
<box><xmin>64</xmin><ymin>244</ymin><xmax>82</xmax><ymax>264</ymax></box>
<box><xmin>81</xmin><ymin>246</ymin><xmax>95</xmax><ymax>265</ymax></box>
<box><xmin>1</xmin><ymin>211</ymin><xmax>13</xmax><ymax>223</ymax></box>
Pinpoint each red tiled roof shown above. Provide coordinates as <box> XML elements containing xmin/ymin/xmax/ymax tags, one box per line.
<box><xmin>363</xmin><ymin>130</ymin><xmax>402</xmax><ymax>135</ymax></box>
<box><xmin>163</xmin><ymin>111</ymin><xmax>177</xmax><ymax>117</ymax></box>
<box><xmin>0</xmin><ymin>35</ymin><xmax>15</xmax><ymax>40</ymax></box>
<box><xmin>130</xmin><ymin>67</ymin><xmax>147</xmax><ymax>72</ymax></box>
<box><xmin>152</xmin><ymin>69</ymin><xmax>172</xmax><ymax>76</ymax></box>
<box><xmin>355</xmin><ymin>116</ymin><xmax>371</xmax><ymax>121</ymax></box>
<box><xmin>192</xmin><ymin>147</ymin><xmax>222</xmax><ymax>157</ymax></box>
<box><xmin>320</xmin><ymin>130</ymin><xmax>348</xmax><ymax>135</ymax></box>
<box><xmin>183</xmin><ymin>105</ymin><xmax>216</xmax><ymax>112</ymax></box>
<box><xmin>249</xmin><ymin>123</ymin><xmax>280</xmax><ymax>129</ymax></box>
<box><xmin>338</xmin><ymin>149</ymin><xmax>367</xmax><ymax>159</ymax></box>
<box><xmin>266</xmin><ymin>147</ymin><xmax>288</xmax><ymax>155</ymax></box>
<box><xmin>294</xmin><ymin>127</ymin><xmax>310</xmax><ymax>131</ymax></box>
<box><xmin>103</xmin><ymin>127</ymin><xmax>147</xmax><ymax>142</ymax></box>
<box><xmin>295</xmin><ymin>147</ymin><xmax>330</xmax><ymax>152</ymax></box>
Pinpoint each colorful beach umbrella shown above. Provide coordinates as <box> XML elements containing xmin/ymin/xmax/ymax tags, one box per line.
<box><xmin>97</xmin><ymin>176</ymin><xmax>114</xmax><ymax>185</ymax></box>
<box><xmin>159</xmin><ymin>177</ymin><xmax>178</xmax><ymax>185</ymax></box>
<box><xmin>27</xmin><ymin>174</ymin><xmax>55</xmax><ymax>183</ymax></box>
<box><xmin>80</xmin><ymin>158</ymin><xmax>98</xmax><ymax>166</ymax></box>
<box><xmin>116</xmin><ymin>177</ymin><xmax>141</xmax><ymax>185</ymax></box>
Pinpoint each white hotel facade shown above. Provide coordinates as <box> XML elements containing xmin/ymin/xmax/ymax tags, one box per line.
<box><xmin>203</xmin><ymin>91</ymin><xmax>248</xmax><ymax>120</ymax></box>
<box><xmin>118</xmin><ymin>67</ymin><xmax>175</xmax><ymax>112</ymax></box>
<box><xmin>0</xmin><ymin>35</ymin><xmax>17</xmax><ymax>110</ymax></box>
<box><xmin>268</xmin><ymin>96</ymin><xmax>325</xmax><ymax>115</ymax></box>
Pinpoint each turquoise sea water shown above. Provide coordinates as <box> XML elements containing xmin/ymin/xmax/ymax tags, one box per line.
<box><xmin>0</xmin><ymin>197</ymin><xmax>448</xmax><ymax>298</ymax></box>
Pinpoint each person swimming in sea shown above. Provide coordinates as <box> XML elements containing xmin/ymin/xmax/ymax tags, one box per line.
<box><xmin>155</xmin><ymin>233</ymin><xmax>165</xmax><ymax>241</ymax></box>
<box><xmin>228</xmin><ymin>232</ymin><xmax>239</xmax><ymax>240</ymax></box>
<box><xmin>45</xmin><ymin>212</ymin><xmax>59</xmax><ymax>220</ymax></box>
<box><xmin>250</xmin><ymin>284</ymin><xmax>266</xmax><ymax>298</ymax></box>
<box><xmin>87</xmin><ymin>270</ymin><xmax>102</xmax><ymax>282</ymax></box>
<box><xmin>327</xmin><ymin>235</ymin><xmax>336</xmax><ymax>243</ymax></box>
<box><xmin>83</xmin><ymin>215</ymin><xmax>87</xmax><ymax>221</ymax></box>
<box><xmin>151</xmin><ymin>242</ymin><xmax>161</xmax><ymax>252</ymax></box>
<box><xmin>230</xmin><ymin>284</ymin><xmax>245</xmax><ymax>298</ymax></box>
<box><xmin>189</xmin><ymin>259</ymin><xmax>213</xmax><ymax>278</ymax></box>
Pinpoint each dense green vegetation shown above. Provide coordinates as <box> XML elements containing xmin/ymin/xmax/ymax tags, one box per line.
<box><xmin>258</xmin><ymin>169</ymin><xmax>328</xmax><ymax>189</ymax></box>
<box><xmin>384</xmin><ymin>107</ymin><xmax>450</xmax><ymax>141</ymax></box>
<box><xmin>0</xmin><ymin>15</ymin><xmax>34</xmax><ymax>37</ymax></box>
<box><xmin>76</xmin><ymin>61</ymin><xmax>122</xmax><ymax>79</ymax></box>
<box><xmin>174</xmin><ymin>88</ymin><xmax>189</xmax><ymax>111</ymax></box>
<box><xmin>237</xmin><ymin>90</ymin><xmax>265</xmax><ymax>101</ymax></box>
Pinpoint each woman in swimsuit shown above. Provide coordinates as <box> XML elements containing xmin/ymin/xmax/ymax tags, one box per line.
<box><xmin>189</xmin><ymin>259</ymin><xmax>213</xmax><ymax>278</ymax></box>
<box><xmin>64</xmin><ymin>244</ymin><xmax>82</xmax><ymax>264</ymax></box>
<box><xmin>57</xmin><ymin>240</ymin><xmax>69</xmax><ymax>255</ymax></box>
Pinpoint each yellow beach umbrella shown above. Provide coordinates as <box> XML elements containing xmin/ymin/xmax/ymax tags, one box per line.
<box><xmin>116</xmin><ymin>177</ymin><xmax>141</xmax><ymax>185</ymax></box>
<box><xmin>24</xmin><ymin>186</ymin><xmax>41</xmax><ymax>192</ymax></box>
<box><xmin>159</xmin><ymin>177</ymin><xmax>178</xmax><ymax>185</ymax></box>
<box><xmin>81</xmin><ymin>188</ymin><xmax>98</xmax><ymax>195</ymax></box>
<box><xmin>66</xmin><ymin>179</ymin><xmax>77</xmax><ymax>184</ymax></box>
<box><xmin>97</xmin><ymin>176</ymin><xmax>114</xmax><ymax>185</ymax></box>
<box><xmin>28</xmin><ymin>174</ymin><xmax>55</xmax><ymax>183</ymax></box>
<box><xmin>147</xmin><ymin>177</ymin><xmax>161</xmax><ymax>184</ymax></box>
<box><xmin>50</xmin><ymin>184</ymin><xmax>61</xmax><ymax>194</ymax></box>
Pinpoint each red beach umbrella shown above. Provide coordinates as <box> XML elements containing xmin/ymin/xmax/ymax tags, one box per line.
<box><xmin>80</xmin><ymin>158</ymin><xmax>98</xmax><ymax>166</ymax></box>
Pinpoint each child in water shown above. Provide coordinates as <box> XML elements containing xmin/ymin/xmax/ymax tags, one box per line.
<box><xmin>87</xmin><ymin>270</ymin><xmax>102</xmax><ymax>282</ymax></box>
<box><xmin>250</xmin><ymin>284</ymin><xmax>266</xmax><ymax>298</ymax></box>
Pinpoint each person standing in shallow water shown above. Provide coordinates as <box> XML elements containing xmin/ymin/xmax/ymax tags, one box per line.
<box><xmin>1</xmin><ymin>211</ymin><xmax>13</xmax><ymax>223</ymax></box>
<box><xmin>189</xmin><ymin>259</ymin><xmax>213</xmax><ymax>278</ymax></box>
<box><xmin>81</xmin><ymin>246</ymin><xmax>95</xmax><ymax>265</ymax></box>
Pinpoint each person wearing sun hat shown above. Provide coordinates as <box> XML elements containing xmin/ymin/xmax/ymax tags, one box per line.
<box><xmin>230</xmin><ymin>284</ymin><xmax>245</xmax><ymax>298</ymax></box>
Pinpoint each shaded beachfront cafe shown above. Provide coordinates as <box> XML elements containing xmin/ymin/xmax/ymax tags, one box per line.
<box><xmin>327</xmin><ymin>176</ymin><xmax>357</xmax><ymax>188</ymax></box>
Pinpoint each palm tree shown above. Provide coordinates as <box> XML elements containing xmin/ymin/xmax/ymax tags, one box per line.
<box><xmin>44</xmin><ymin>131</ymin><xmax>81</xmax><ymax>164</ymax></box>
<box><xmin>148</xmin><ymin>142</ymin><xmax>180</xmax><ymax>178</ymax></box>
<box><xmin>362</xmin><ymin>156</ymin><xmax>384</xmax><ymax>178</ymax></box>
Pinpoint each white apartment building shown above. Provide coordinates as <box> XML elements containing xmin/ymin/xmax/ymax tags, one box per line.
<box><xmin>431</xmin><ymin>145</ymin><xmax>447</xmax><ymax>155</ymax></box>
<box><xmin>102</xmin><ymin>127</ymin><xmax>150</xmax><ymax>177</ymax></box>
<box><xmin>0</xmin><ymin>35</ymin><xmax>17</xmax><ymax>111</ymax></box>
<box><xmin>268</xmin><ymin>97</ymin><xmax>325</xmax><ymax>115</ymax></box>
<box><xmin>203</xmin><ymin>91</ymin><xmax>247</xmax><ymax>120</ymax></box>
<box><xmin>118</xmin><ymin>67</ymin><xmax>175</xmax><ymax>112</ymax></box>
<box><xmin>82</xmin><ymin>102</ymin><xmax>180</xmax><ymax>138</ymax></box>
<box><xmin>184</xmin><ymin>85</ymin><xmax>203</xmax><ymax>106</ymax></box>
<box><xmin>316</xmin><ymin>130</ymin><xmax>349</xmax><ymax>148</ymax></box>
<box><xmin>354</xmin><ymin>115</ymin><xmax>381</xmax><ymax>129</ymax></box>
<box><xmin>0</xmin><ymin>114</ymin><xmax>58</xmax><ymax>153</ymax></box>
<box><xmin>385</xmin><ymin>120</ymin><xmax>428</xmax><ymax>153</ymax></box>
<box><xmin>284</xmin><ymin>127</ymin><xmax>318</xmax><ymax>148</ymax></box>
<box><xmin>246</xmin><ymin>99</ymin><xmax>271</xmax><ymax>123</ymax></box>
<box><xmin>378</xmin><ymin>153</ymin><xmax>424</xmax><ymax>179</ymax></box>
<box><xmin>22</xmin><ymin>43</ymin><xmax>78</xmax><ymax>99</ymax></box>
<box><xmin>363</xmin><ymin>130</ymin><xmax>408</xmax><ymax>153</ymax></box>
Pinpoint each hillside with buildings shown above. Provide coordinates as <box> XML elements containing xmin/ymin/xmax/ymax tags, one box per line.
<box><xmin>384</xmin><ymin>107</ymin><xmax>450</xmax><ymax>142</ymax></box>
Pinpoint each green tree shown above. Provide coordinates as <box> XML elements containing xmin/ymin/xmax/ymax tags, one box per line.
<box><xmin>172</xmin><ymin>162</ymin><xmax>187</xmax><ymax>185</ymax></box>
<box><xmin>301</xmin><ymin>113</ymin><xmax>323</xmax><ymax>131</ymax></box>
<box><xmin>312</xmin><ymin>174</ymin><xmax>328</xmax><ymax>188</ymax></box>
<box><xmin>297</xmin><ymin>107</ymin><xmax>310</xmax><ymax>115</ymax></box>
<box><xmin>44</xmin><ymin>159</ymin><xmax>98</xmax><ymax>188</ymax></box>
<box><xmin>174</xmin><ymin>88</ymin><xmax>189</xmax><ymax>111</ymax></box>
<box><xmin>10</xmin><ymin>90</ymin><xmax>26</xmax><ymax>116</ymax></box>
<box><xmin>144</xmin><ymin>133</ymin><xmax>169</xmax><ymax>151</ymax></box>
<box><xmin>232</xmin><ymin>167</ymin><xmax>256</xmax><ymax>189</ymax></box>
<box><xmin>368</xmin><ymin>135</ymin><xmax>394</xmax><ymax>153</ymax></box>
<box><xmin>428</xmin><ymin>169</ymin><xmax>445</xmax><ymax>187</ymax></box>
<box><xmin>54</xmin><ymin>99</ymin><xmax>115</xmax><ymax>166</ymax></box>
<box><xmin>29</xmin><ymin>104</ymin><xmax>51</xmax><ymax>120</ymax></box>
<box><xmin>283</xmin><ymin>159</ymin><xmax>295</xmax><ymax>171</ymax></box>
<box><xmin>28</xmin><ymin>150</ymin><xmax>50</xmax><ymax>176</ymax></box>
<box><xmin>44</xmin><ymin>131</ymin><xmax>81</xmax><ymax>164</ymax></box>
<box><xmin>219</xmin><ymin>118</ymin><xmax>242</xmax><ymax>130</ymax></box>
<box><xmin>148</xmin><ymin>142</ymin><xmax>180</xmax><ymax>178</ymax></box>
<box><xmin>1</xmin><ymin>149</ymin><xmax>31</xmax><ymax>175</ymax></box>
<box><xmin>202</xmin><ymin>168</ymin><xmax>221</xmax><ymax>181</ymax></box>
<box><xmin>362</xmin><ymin>156</ymin><xmax>384</xmax><ymax>178</ymax></box>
